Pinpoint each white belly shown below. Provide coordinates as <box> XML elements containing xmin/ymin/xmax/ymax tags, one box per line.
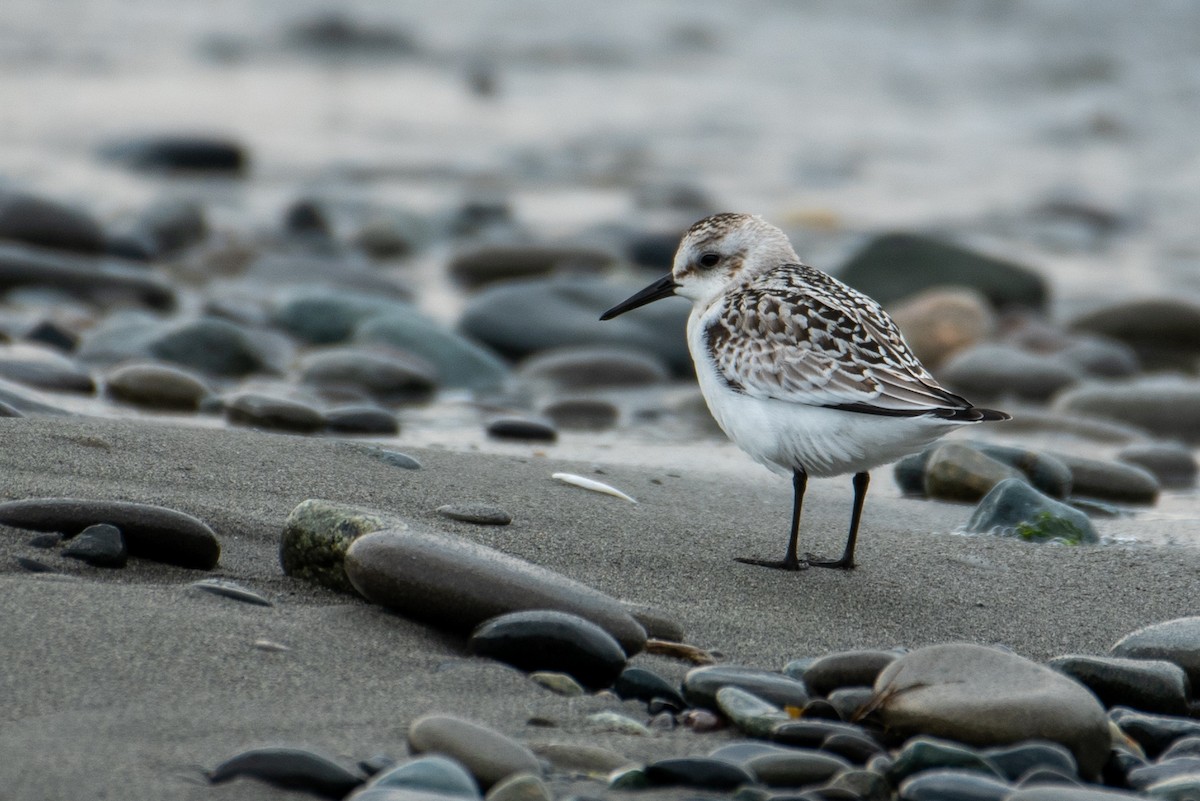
<box><xmin>688</xmin><ymin>315</ymin><xmax>966</xmax><ymax>478</ymax></box>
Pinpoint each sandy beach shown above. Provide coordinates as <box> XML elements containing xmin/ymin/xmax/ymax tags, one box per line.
<box><xmin>1</xmin><ymin>415</ymin><xmax>1196</xmax><ymax>799</ymax></box>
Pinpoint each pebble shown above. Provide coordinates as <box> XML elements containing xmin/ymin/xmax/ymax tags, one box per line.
<box><xmin>356</xmin><ymin>311</ymin><xmax>510</xmax><ymax>392</ymax></box>
<box><xmin>279</xmin><ymin>499</ymin><xmax>403</xmax><ymax>594</ymax></box>
<box><xmin>771</xmin><ymin>720</ymin><xmax>875</xmax><ymax>749</ymax></box>
<box><xmin>801</xmin><ymin>650</ymin><xmax>901</xmax><ymax>696</ymax></box>
<box><xmin>149</xmin><ymin>316</ymin><xmax>275</xmax><ymax>377</ymax></box>
<box><xmin>100</xmin><ymin>134</ymin><xmax>247</xmax><ymax>174</ymax></box>
<box><xmin>716</xmin><ymin>686</ymin><xmax>791</xmax><ymax>738</ymax></box>
<box><xmin>708</xmin><ymin>741</ymin><xmax>794</xmax><ymax>765</ymax></box>
<box><xmin>826</xmin><ymin>766</ymin><xmax>892</xmax><ymax>800</ymax></box>
<box><xmin>897</xmin><ymin>769</ymin><xmax>1012</xmax><ymax>801</ymax></box>
<box><xmin>619</xmin><ymin>601</ymin><xmax>684</xmax><ymax>642</ymax></box>
<box><xmin>1143</xmin><ymin>773</ymin><xmax>1200</xmax><ymax>800</ymax></box>
<box><xmin>190</xmin><ymin>578</ymin><xmax>273</xmax><ymax>607</ymax></box>
<box><xmin>299</xmin><ymin>348</ymin><xmax>437</xmax><ymax>403</ymax></box>
<box><xmin>1053</xmin><ymin>378</ymin><xmax>1200</xmax><ymax>444</ymax></box>
<box><xmin>25</xmin><ymin>318</ymin><xmax>79</xmax><ymax>352</ymax></box>
<box><xmin>366</xmin><ymin>755</ymin><xmax>480</xmax><ymax>797</ymax></box>
<box><xmin>365</xmin><ymin>447</ymin><xmax>422</xmax><ymax>470</ymax></box>
<box><xmin>826</xmin><ymin>687</ymin><xmax>877</xmax><ymax>722</ymax></box>
<box><xmin>528</xmin><ymin>743</ymin><xmax>632</xmax><ymax>775</ymax></box>
<box><xmin>1047</xmin><ymin>654</ymin><xmax>1190</xmax><ymax>715</ymax></box>
<box><xmin>938</xmin><ymin>343</ymin><xmax>1081</xmax><ymax>402</ymax></box>
<box><xmin>541</xmin><ymin>398</ymin><xmax>619</xmax><ymax>431</ymax></box>
<box><xmin>895</xmin><ymin>443</ymin><xmax>1072</xmax><ymax>500</ymax></box>
<box><xmin>344</xmin><ymin>530</ymin><xmax>647</xmax><ymax>654</ymax></box>
<box><xmin>584</xmin><ymin>711</ymin><xmax>650</xmax><ymax>736</ymax></box>
<box><xmin>274</xmin><ymin>290</ymin><xmax>412</xmax><ymax>344</ymax></box>
<box><xmin>874</xmin><ymin>643</ymin><xmax>1111</xmax><ymax>778</ymax></box>
<box><xmin>1111</xmin><ymin>708</ymin><xmax>1200</xmax><ymax>758</ymax></box>
<box><xmin>643</xmin><ymin>757</ymin><xmax>755</xmax><ymax>790</ymax></box>
<box><xmin>225</xmin><ymin>391</ymin><xmax>325</xmax><ymax>433</ymax></box>
<box><xmin>613</xmin><ymin>666</ymin><xmax>688</xmax><ymax>708</ymax></box>
<box><xmin>822</xmin><ymin>732</ymin><xmax>885</xmax><ymax>764</ymax></box>
<box><xmin>1116</xmin><ymin>442</ymin><xmax>1197</xmax><ymax>489</ymax></box>
<box><xmin>104</xmin><ymin>362</ymin><xmax>211</xmax><ymax>410</ymax></box>
<box><xmin>437</xmin><ymin>504</ymin><xmax>512</xmax><ymax>526</ymax></box>
<box><xmin>1111</xmin><ymin>617</ymin><xmax>1200</xmax><ymax>687</ymax></box>
<box><xmin>1163</xmin><ymin>738</ymin><xmax>1200</xmax><ymax>760</ymax></box>
<box><xmin>61</xmin><ymin>523</ymin><xmax>127</xmax><ymax>568</ymax></box>
<box><xmin>981</xmin><ymin>740</ymin><xmax>1078</xmax><ymax>781</ymax></box>
<box><xmin>1068</xmin><ymin>298</ymin><xmax>1200</xmax><ymax>371</ymax></box>
<box><xmin>0</xmin><ymin>497</ymin><xmax>220</xmax><ymax>569</ymax></box>
<box><xmin>886</xmin><ymin>287</ymin><xmax>996</xmax><ymax>368</ymax></box>
<box><xmin>468</xmin><ymin>610</ymin><xmax>628</xmax><ymax>690</ymax></box>
<box><xmin>836</xmin><ymin>231</ymin><xmax>1049</xmax><ymax>312</ymax></box>
<box><xmin>516</xmin><ymin>346</ymin><xmax>669</xmax><ymax>390</ymax></box>
<box><xmin>744</xmin><ymin>749</ymin><xmax>850</xmax><ymax>787</ymax></box>
<box><xmin>1056</xmin><ymin>336</ymin><xmax>1141</xmax><ymax>378</ymax></box>
<box><xmin>407</xmin><ymin>714</ymin><xmax>541</xmax><ymax>790</ymax></box>
<box><xmin>888</xmin><ymin>737</ymin><xmax>1005</xmax><ymax>783</ymax></box>
<box><xmin>1127</xmin><ymin>758</ymin><xmax>1200</xmax><ymax>791</ymax></box>
<box><xmin>486</xmin><ymin>416</ymin><xmax>558</xmax><ymax>442</ymax></box>
<box><xmin>923</xmin><ymin>442</ymin><xmax>1022</xmax><ymax>503</ymax></box>
<box><xmin>0</xmin><ymin>190</ymin><xmax>105</xmax><ymax>254</ymax></box>
<box><xmin>448</xmin><ymin>244</ymin><xmax>615</xmax><ymax>289</ymax></box>
<box><xmin>965</xmin><ymin>478</ymin><xmax>1098</xmax><ymax>544</ymax></box>
<box><xmin>208</xmin><ymin>746</ymin><xmax>363</xmax><ymax>797</ymax></box>
<box><xmin>1053</xmin><ymin>453</ymin><xmax>1160</xmax><ymax>505</ymax></box>
<box><xmin>0</xmin><ymin>344</ymin><xmax>95</xmax><ymax>394</ymax></box>
<box><xmin>324</xmin><ymin>405</ymin><xmax>400</xmax><ymax>435</ymax></box>
<box><xmin>683</xmin><ymin>664</ymin><xmax>811</xmax><ymax>711</ymax></box>
<box><xmin>128</xmin><ymin>198</ymin><xmax>208</xmax><ymax>257</ymax></box>
<box><xmin>529</xmin><ymin>672</ymin><xmax>585</xmax><ymax>696</ymax></box>
<box><xmin>1006</xmin><ymin>787</ymin><xmax>1145</xmax><ymax>800</ymax></box>
<box><xmin>484</xmin><ymin>772</ymin><xmax>551</xmax><ymax>801</ymax></box>
<box><xmin>458</xmin><ymin>276</ymin><xmax>691</xmax><ymax>375</ymax></box>
<box><xmin>0</xmin><ymin>243</ymin><xmax>175</xmax><ymax>311</ymax></box>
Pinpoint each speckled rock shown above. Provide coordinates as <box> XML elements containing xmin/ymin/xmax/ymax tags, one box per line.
<box><xmin>0</xmin><ymin>497</ymin><xmax>219</xmax><ymax>569</ymax></box>
<box><xmin>965</xmin><ymin>478</ymin><xmax>1098</xmax><ymax>544</ymax></box>
<box><xmin>407</xmin><ymin>714</ymin><xmax>540</xmax><ymax>790</ymax></box>
<box><xmin>104</xmin><ymin>362</ymin><xmax>211</xmax><ymax>410</ymax></box>
<box><xmin>279</xmin><ymin>499</ymin><xmax>403</xmax><ymax>594</ymax></box>
<box><xmin>874</xmin><ymin>643</ymin><xmax>1111</xmax><ymax>778</ymax></box>
<box><xmin>344</xmin><ymin>530</ymin><xmax>646</xmax><ymax>654</ymax></box>
<box><xmin>1048</xmin><ymin>655</ymin><xmax>1190</xmax><ymax>715</ymax></box>
<box><xmin>1111</xmin><ymin>617</ymin><xmax>1200</xmax><ymax>688</ymax></box>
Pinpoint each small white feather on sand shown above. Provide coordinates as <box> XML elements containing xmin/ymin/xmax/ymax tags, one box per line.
<box><xmin>552</xmin><ymin>472</ymin><xmax>638</xmax><ymax>504</ymax></box>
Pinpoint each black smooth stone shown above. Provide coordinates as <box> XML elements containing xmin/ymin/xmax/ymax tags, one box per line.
<box><xmin>101</xmin><ymin>135</ymin><xmax>248</xmax><ymax>174</ymax></box>
<box><xmin>802</xmin><ymin>649</ymin><xmax>900</xmax><ymax>696</ymax></box>
<box><xmin>803</xmin><ymin>700</ymin><xmax>843</xmax><ymax>721</ymax></box>
<box><xmin>684</xmin><ymin>665</ymin><xmax>810</xmax><ymax>711</ymax></box>
<box><xmin>1102</xmin><ymin>747</ymin><xmax>1147</xmax><ymax>788</ymax></box>
<box><xmin>15</xmin><ymin>556</ymin><xmax>56</xmax><ymax>573</ymax></box>
<box><xmin>821</xmin><ymin>732</ymin><xmax>885</xmax><ymax>764</ymax></box>
<box><xmin>981</xmin><ymin>741</ymin><xmax>1078</xmax><ymax>782</ymax></box>
<box><xmin>0</xmin><ymin>498</ymin><xmax>219</xmax><ymax>570</ymax></box>
<box><xmin>468</xmin><ymin>610</ymin><xmax>627</xmax><ymax>690</ymax></box>
<box><xmin>1050</xmin><ymin>654</ymin><xmax>1190</xmax><ymax>715</ymax></box>
<box><xmin>898</xmin><ymin>769</ymin><xmax>1012</xmax><ymax>801</ymax></box>
<box><xmin>208</xmin><ymin>747</ymin><xmax>363</xmax><ymax>797</ymax></box>
<box><xmin>325</xmin><ymin>405</ymin><xmax>400</xmax><ymax>435</ymax></box>
<box><xmin>1127</xmin><ymin>756</ymin><xmax>1200</xmax><ymax>791</ymax></box>
<box><xmin>1112</xmin><ymin>707</ymin><xmax>1200</xmax><ymax>757</ymax></box>
<box><xmin>486</xmin><ymin>417</ymin><xmax>558</xmax><ymax>442</ymax></box>
<box><xmin>644</xmin><ymin>757</ymin><xmax>754</xmax><ymax>790</ymax></box>
<box><xmin>358</xmin><ymin>754</ymin><xmax>397</xmax><ymax>777</ymax></box>
<box><xmin>772</xmin><ymin>720</ymin><xmax>874</xmax><ymax>749</ymax></box>
<box><xmin>27</xmin><ymin>532</ymin><xmax>61</xmax><ymax>549</ymax></box>
<box><xmin>62</xmin><ymin>523</ymin><xmax>127</xmax><ymax>568</ymax></box>
<box><xmin>613</xmin><ymin>666</ymin><xmax>687</xmax><ymax>708</ymax></box>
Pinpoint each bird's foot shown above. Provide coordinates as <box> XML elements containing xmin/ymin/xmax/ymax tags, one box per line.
<box><xmin>734</xmin><ymin>555</ymin><xmax>809</xmax><ymax>571</ymax></box>
<box><xmin>803</xmin><ymin>552</ymin><xmax>855</xmax><ymax>570</ymax></box>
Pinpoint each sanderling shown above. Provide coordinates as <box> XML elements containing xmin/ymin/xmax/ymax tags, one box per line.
<box><xmin>600</xmin><ymin>212</ymin><xmax>1009</xmax><ymax>570</ymax></box>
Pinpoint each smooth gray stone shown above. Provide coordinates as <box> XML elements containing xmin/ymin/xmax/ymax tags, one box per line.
<box><xmin>61</xmin><ymin>523</ymin><xmax>127</xmax><ymax>568</ymax></box>
<box><xmin>707</xmin><ymin>741</ymin><xmax>794</xmax><ymax>766</ymax></box>
<box><xmin>980</xmin><ymin>740</ymin><xmax>1078</xmax><ymax>782</ymax></box>
<box><xmin>1052</xmin><ymin>453</ymin><xmax>1160</xmax><ymax>505</ymax></box>
<box><xmin>0</xmin><ymin>497</ymin><xmax>219</xmax><ymax>569</ymax></box>
<box><xmin>345</xmin><ymin>529</ymin><xmax>647</xmax><ymax>655</ymax></box>
<box><xmin>126</xmin><ymin>198</ymin><xmax>207</xmax><ymax>257</ymax></box>
<box><xmin>364</xmin><ymin>447</ymin><xmax>422</xmax><ymax>470</ymax></box>
<box><xmin>225</xmin><ymin>392</ymin><xmax>324</xmax><ymax>432</ymax></box>
<box><xmin>1110</xmin><ymin>708</ymin><xmax>1200</xmax><ymax>758</ymax></box>
<box><xmin>1111</xmin><ymin>616</ymin><xmax>1200</xmax><ymax>687</ymax></box>
<box><xmin>191</xmin><ymin>578</ymin><xmax>273</xmax><ymax>607</ymax></box>
<box><xmin>484</xmin><ymin>772</ymin><xmax>550</xmax><ymax>801</ymax></box>
<box><xmin>836</xmin><ymin>232</ymin><xmax>1048</xmax><ymax>312</ymax></box>
<box><xmin>923</xmin><ymin>442</ymin><xmax>1022</xmax><ymax>503</ymax></box>
<box><xmin>279</xmin><ymin>499</ymin><xmax>404</xmax><ymax>595</ymax></box>
<box><xmin>368</xmin><ymin>755</ymin><xmax>479</xmax><ymax>797</ymax></box>
<box><xmin>771</xmin><ymin>719</ymin><xmax>872</xmax><ymax>749</ymax></box>
<box><xmin>684</xmin><ymin>665</ymin><xmax>810</xmax><ymax>710</ymax></box>
<box><xmin>1048</xmin><ymin>654</ymin><xmax>1190</xmax><ymax>715</ymax></box>
<box><xmin>541</xmin><ymin>398</ymin><xmax>619</xmax><ymax>431</ymax></box>
<box><xmin>449</xmin><ymin>244</ymin><xmax>614</xmax><ymax>288</ymax></box>
<box><xmin>0</xmin><ymin>346</ymin><xmax>94</xmax><ymax>393</ymax></box>
<box><xmin>821</xmin><ymin>731</ymin><xmax>885</xmax><ymax>764</ymax></box>
<box><xmin>826</xmin><ymin>687</ymin><xmax>876</xmax><ymax>722</ymax></box>
<box><xmin>939</xmin><ymin>343</ymin><xmax>1081</xmax><ymax>402</ymax></box>
<box><xmin>898</xmin><ymin>768</ymin><xmax>1012</xmax><ymax>801</ymax></box>
<box><xmin>1056</xmin><ymin>337</ymin><xmax>1140</xmax><ymax>378</ymax></box>
<box><xmin>209</xmin><ymin>746</ymin><xmax>362</xmax><ymax>797</ymax></box>
<box><xmin>619</xmin><ymin>601</ymin><xmax>684</xmax><ymax>642</ymax></box>
<box><xmin>802</xmin><ymin>649</ymin><xmax>900</xmax><ymax>696</ymax></box>
<box><xmin>874</xmin><ymin>643</ymin><xmax>1111</xmax><ymax>779</ymax></box>
<box><xmin>716</xmin><ymin>686</ymin><xmax>790</xmax><ymax>738</ymax></box>
<box><xmin>894</xmin><ymin>442</ymin><xmax>1072</xmax><ymax>500</ymax></box>
<box><xmin>744</xmin><ymin>749</ymin><xmax>850</xmax><ymax>787</ymax></box>
<box><xmin>0</xmin><ymin>243</ymin><xmax>174</xmax><ymax>310</ymax></box>
<box><xmin>888</xmin><ymin>737</ymin><xmax>1004</xmax><ymax>783</ymax></box>
<box><xmin>356</xmin><ymin>312</ymin><xmax>510</xmax><ymax>392</ymax></box>
<box><xmin>1053</xmin><ymin>378</ymin><xmax>1200</xmax><ymax>444</ymax></box>
<box><xmin>469</xmin><ymin>610</ymin><xmax>627</xmax><ymax>690</ymax></box>
<box><xmin>1162</xmin><ymin>738</ymin><xmax>1200</xmax><ymax>760</ymax></box>
<box><xmin>1143</xmin><ymin>772</ymin><xmax>1200</xmax><ymax>800</ymax></box>
<box><xmin>0</xmin><ymin>190</ymin><xmax>104</xmax><ymax>253</ymax></box>
<box><xmin>299</xmin><ymin>347</ymin><xmax>436</xmax><ymax>402</ymax></box>
<box><xmin>324</xmin><ymin>405</ymin><xmax>400</xmax><ymax>435</ymax></box>
<box><xmin>965</xmin><ymin>478</ymin><xmax>1097</xmax><ymax>544</ymax></box>
<box><xmin>104</xmin><ymin>362</ymin><xmax>211</xmax><ymax>410</ymax></box>
<box><xmin>517</xmin><ymin>346</ymin><xmax>669</xmax><ymax>390</ymax></box>
<box><xmin>275</xmin><ymin>289</ymin><xmax>413</xmax><ymax>344</ymax></box>
<box><xmin>150</xmin><ymin>316</ymin><xmax>279</xmax><ymax>378</ymax></box>
<box><xmin>0</xmin><ymin>376</ymin><xmax>73</xmax><ymax>415</ymax></box>
<box><xmin>1116</xmin><ymin>442</ymin><xmax>1197</xmax><ymax>489</ymax></box>
<box><xmin>407</xmin><ymin>714</ymin><xmax>540</xmax><ymax>791</ymax></box>
<box><xmin>1068</xmin><ymin>298</ymin><xmax>1200</xmax><ymax>371</ymax></box>
<box><xmin>436</xmin><ymin>504</ymin><xmax>512</xmax><ymax>526</ymax></box>
<box><xmin>1005</xmin><ymin>787</ymin><xmax>1144</xmax><ymax>800</ymax></box>
<box><xmin>1127</xmin><ymin>757</ymin><xmax>1200</xmax><ymax>791</ymax></box>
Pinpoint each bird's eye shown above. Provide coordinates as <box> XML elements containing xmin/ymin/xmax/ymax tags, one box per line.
<box><xmin>698</xmin><ymin>252</ymin><xmax>720</xmax><ymax>268</ymax></box>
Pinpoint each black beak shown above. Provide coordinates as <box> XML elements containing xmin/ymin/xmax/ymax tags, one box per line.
<box><xmin>599</xmin><ymin>274</ymin><xmax>679</xmax><ymax>320</ymax></box>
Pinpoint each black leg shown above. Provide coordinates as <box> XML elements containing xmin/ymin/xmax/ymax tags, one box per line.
<box><xmin>736</xmin><ymin>468</ymin><xmax>809</xmax><ymax>571</ymax></box>
<box><xmin>808</xmin><ymin>471</ymin><xmax>868</xmax><ymax>570</ymax></box>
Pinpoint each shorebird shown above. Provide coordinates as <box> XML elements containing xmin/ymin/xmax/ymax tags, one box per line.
<box><xmin>601</xmin><ymin>213</ymin><xmax>1009</xmax><ymax>570</ymax></box>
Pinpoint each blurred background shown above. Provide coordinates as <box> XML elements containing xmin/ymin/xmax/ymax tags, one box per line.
<box><xmin>0</xmin><ymin>0</ymin><xmax>1199</xmax><ymax>481</ymax></box>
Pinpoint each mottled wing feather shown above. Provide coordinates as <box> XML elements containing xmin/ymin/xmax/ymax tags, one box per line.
<box><xmin>705</xmin><ymin>263</ymin><xmax>972</xmax><ymax>415</ymax></box>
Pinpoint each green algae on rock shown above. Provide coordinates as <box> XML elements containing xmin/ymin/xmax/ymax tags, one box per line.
<box><xmin>279</xmin><ymin>498</ymin><xmax>405</xmax><ymax>595</ymax></box>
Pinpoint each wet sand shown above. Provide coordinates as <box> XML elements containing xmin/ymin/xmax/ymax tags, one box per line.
<box><xmin>1</xmin><ymin>415</ymin><xmax>1196</xmax><ymax>799</ymax></box>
